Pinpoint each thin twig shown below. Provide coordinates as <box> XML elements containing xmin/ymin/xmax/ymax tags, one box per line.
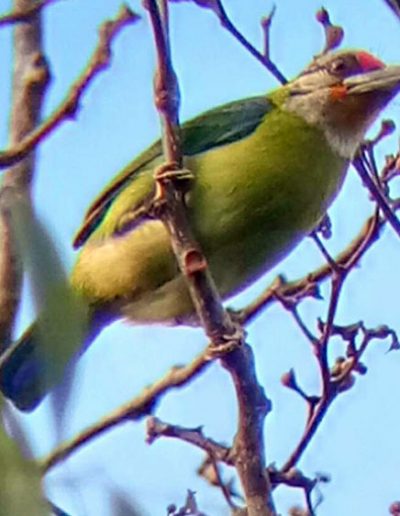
<box><xmin>40</xmin><ymin>351</ymin><xmax>210</xmax><ymax>473</ymax></box>
<box><xmin>280</xmin><ymin>322</ymin><xmax>396</xmax><ymax>472</ymax></box>
<box><xmin>146</xmin><ymin>416</ymin><xmax>232</xmax><ymax>463</ymax></box>
<box><xmin>353</xmin><ymin>152</ymin><xmax>400</xmax><ymax>239</ymax></box>
<box><xmin>0</xmin><ymin>5</ymin><xmax>139</xmax><ymax>169</ymax></box>
<box><xmin>239</xmin><ymin>206</ymin><xmax>386</xmax><ymax>325</ymax></box>
<box><xmin>182</xmin><ymin>0</ymin><xmax>286</xmax><ymax>84</ymax></box>
<box><xmin>215</xmin><ymin>0</ymin><xmax>286</xmax><ymax>85</ymax></box>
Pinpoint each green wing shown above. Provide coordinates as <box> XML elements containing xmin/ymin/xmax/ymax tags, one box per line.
<box><xmin>73</xmin><ymin>95</ymin><xmax>272</xmax><ymax>248</ymax></box>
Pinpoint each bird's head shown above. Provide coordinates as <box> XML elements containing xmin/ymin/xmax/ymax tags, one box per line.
<box><xmin>282</xmin><ymin>50</ymin><xmax>400</xmax><ymax>158</ymax></box>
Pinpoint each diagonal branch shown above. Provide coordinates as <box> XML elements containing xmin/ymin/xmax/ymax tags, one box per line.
<box><xmin>40</xmin><ymin>350</ymin><xmax>210</xmax><ymax>473</ymax></box>
<box><xmin>239</xmin><ymin>204</ymin><xmax>387</xmax><ymax>325</ymax></box>
<box><xmin>0</xmin><ymin>5</ymin><xmax>139</xmax><ymax>169</ymax></box>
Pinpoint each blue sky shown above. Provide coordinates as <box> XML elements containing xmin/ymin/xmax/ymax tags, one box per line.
<box><xmin>1</xmin><ymin>0</ymin><xmax>400</xmax><ymax>514</ymax></box>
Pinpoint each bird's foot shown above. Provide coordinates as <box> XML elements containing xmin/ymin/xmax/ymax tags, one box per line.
<box><xmin>153</xmin><ymin>162</ymin><xmax>195</xmax><ymax>208</ymax></box>
<box><xmin>206</xmin><ymin>321</ymin><xmax>246</xmax><ymax>359</ymax></box>
<box><xmin>155</xmin><ymin>162</ymin><xmax>194</xmax><ymax>183</ymax></box>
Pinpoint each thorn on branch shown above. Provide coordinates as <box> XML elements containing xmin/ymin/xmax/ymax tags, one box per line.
<box><xmin>146</xmin><ymin>416</ymin><xmax>232</xmax><ymax>463</ymax></box>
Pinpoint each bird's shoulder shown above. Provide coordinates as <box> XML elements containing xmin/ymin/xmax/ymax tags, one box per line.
<box><xmin>73</xmin><ymin>95</ymin><xmax>274</xmax><ymax>248</ymax></box>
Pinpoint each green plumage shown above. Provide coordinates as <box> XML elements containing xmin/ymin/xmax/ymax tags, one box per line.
<box><xmin>71</xmin><ymin>90</ymin><xmax>346</xmax><ymax>324</ymax></box>
<box><xmin>2</xmin><ymin>48</ymin><xmax>399</xmax><ymax>411</ymax></box>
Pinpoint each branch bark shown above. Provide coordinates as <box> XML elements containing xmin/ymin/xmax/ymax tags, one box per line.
<box><xmin>0</xmin><ymin>5</ymin><xmax>139</xmax><ymax>169</ymax></box>
<box><xmin>145</xmin><ymin>2</ymin><xmax>275</xmax><ymax>513</ymax></box>
<box><xmin>0</xmin><ymin>0</ymin><xmax>50</xmax><ymax>349</ymax></box>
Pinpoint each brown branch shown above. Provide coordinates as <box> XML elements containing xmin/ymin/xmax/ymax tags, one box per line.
<box><xmin>0</xmin><ymin>0</ymin><xmax>50</xmax><ymax>349</ymax></box>
<box><xmin>147</xmin><ymin>417</ymin><xmax>239</xmax><ymax>509</ymax></box>
<box><xmin>260</xmin><ymin>5</ymin><xmax>276</xmax><ymax>63</ymax></box>
<box><xmin>146</xmin><ymin>416</ymin><xmax>232</xmax><ymax>463</ymax></box>
<box><xmin>42</xmin><ymin>11</ymin><xmax>276</xmax><ymax>516</ymax></box>
<box><xmin>353</xmin><ymin>152</ymin><xmax>400</xmax><ymax>239</ymax></box>
<box><xmin>315</xmin><ymin>7</ymin><xmax>344</xmax><ymax>54</ymax></box>
<box><xmin>280</xmin><ymin>322</ymin><xmax>396</xmax><ymax>473</ymax></box>
<box><xmin>275</xmin><ymin>207</ymin><xmax>383</xmax><ymax>471</ymax></box>
<box><xmin>172</xmin><ymin>0</ymin><xmax>286</xmax><ymax>84</ymax></box>
<box><xmin>219</xmin><ymin>344</ymin><xmax>273</xmax><ymax>515</ymax></box>
<box><xmin>40</xmin><ymin>350</ymin><xmax>210</xmax><ymax>473</ymax></box>
<box><xmin>146</xmin><ymin>417</ymin><xmax>325</xmax><ymax>513</ymax></box>
<box><xmin>0</xmin><ymin>0</ymin><xmax>60</xmax><ymax>27</ymax></box>
<box><xmin>212</xmin><ymin>0</ymin><xmax>286</xmax><ymax>85</ymax></box>
<box><xmin>145</xmin><ymin>0</ymin><xmax>237</xmax><ymax>343</ymax></box>
<box><xmin>145</xmin><ymin>2</ymin><xmax>275</xmax><ymax>513</ymax></box>
<box><xmin>238</xmin><ymin>205</ymin><xmax>386</xmax><ymax>325</ymax></box>
<box><xmin>0</xmin><ymin>5</ymin><xmax>139</xmax><ymax>169</ymax></box>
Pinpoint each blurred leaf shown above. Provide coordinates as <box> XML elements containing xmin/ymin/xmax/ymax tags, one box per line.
<box><xmin>0</xmin><ymin>401</ymin><xmax>47</xmax><ymax>515</ymax></box>
<box><xmin>110</xmin><ymin>489</ymin><xmax>143</xmax><ymax>516</ymax></box>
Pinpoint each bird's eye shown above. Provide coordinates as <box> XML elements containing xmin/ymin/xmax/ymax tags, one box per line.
<box><xmin>330</xmin><ymin>58</ymin><xmax>347</xmax><ymax>74</ymax></box>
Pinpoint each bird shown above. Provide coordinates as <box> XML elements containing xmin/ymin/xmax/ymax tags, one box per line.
<box><xmin>1</xmin><ymin>49</ymin><xmax>400</xmax><ymax>411</ymax></box>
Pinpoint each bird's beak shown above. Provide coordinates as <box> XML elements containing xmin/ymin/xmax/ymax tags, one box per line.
<box><xmin>343</xmin><ymin>65</ymin><xmax>400</xmax><ymax>95</ymax></box>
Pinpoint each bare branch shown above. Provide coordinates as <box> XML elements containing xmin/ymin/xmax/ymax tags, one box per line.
<box><xmin>353</xmin><ymin>152</ymin><xmax>400</xmax><ymax>239</ymax></box>
<box><xmin>171</xmin><ymin>0</ymin><xmax>286</xmax><ymax>84</ymax></box>
<box><xmin>146</xmin><ymin>416</ymin><xmax>232</xmax><ymax>463</ymax></box>
<box><xmin>0</xmin><ymin>0</ymin><xmax>50</xmax><ymax>349</ymax></box>
<box><xmin>239</xmin><ymin>205</ymin><xmax>386</xmax><ymax>325</ymax></box>
<box><xmin>281</xmin><ymin>322</ymin><xmax>397</xmax><ymax>472</ymax></box>
<box><xmin>146</xmin><ymin>2</ymin><xmax>276</xmax><ymax>513</ymax></box>
<box><xmin>315</xmin><ymin>7</ymin><xmax>344</xmax><ymax>54</ymax></box>
<box><xmin>40</xmin><ymin>351</ymin><xmax>210</xmax><ymax>473</ymax></box>
<box><xmin>145</xmin><ymin>0</ymin><xmax>238</xmax><ymax>344</ymax></box>
<box><xmin>0</xmin><ymin>5</ymin><xmax>140</xmax><ymax>169</ymax></box>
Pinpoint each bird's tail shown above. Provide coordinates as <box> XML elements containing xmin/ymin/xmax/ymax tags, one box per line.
<box><xmin>0</xmin><ymin>308</ymin><xmax>114</xmax><ymax>412</ymax></box>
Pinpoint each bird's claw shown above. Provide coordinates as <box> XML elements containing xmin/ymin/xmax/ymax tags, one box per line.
<box><xmin>206</xmin><ymin>322</ymin><xmax>246</xmax><ymax>359</ymax></box>
<box><xmin>154</xmin><ymin>162</ymin><xmax>194</xmax><ymax>184</ymax></box>
<box><xmin>153</xmin><ymin>163</ymin><xmax>195</xmax><ymax>205</ymax></box>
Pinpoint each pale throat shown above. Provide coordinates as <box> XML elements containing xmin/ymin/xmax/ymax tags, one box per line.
<box><xmin>284</xmin><ymin>91</ymin><xmax>379</xmax><ymax>159</ymax></box>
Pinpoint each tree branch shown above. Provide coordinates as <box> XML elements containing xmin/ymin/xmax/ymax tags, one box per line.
<box><xmin>0</xmin><ymin>0</ymin><xmax>50</xmax><ymax>349</ymax></box>
<box><xmin>40</xmin><ymin>350</ymin><xmax>210</xmax><ymax>473</ymax></box>
<box><xmin>144</xmin><ymin>2</ymin><xmax>275</xmax><ymax>513</ymax></box>
<box><xmin>0</xmin><ymin>5</ymin><xmax>139</xmax><ymax>169</ymax></box>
